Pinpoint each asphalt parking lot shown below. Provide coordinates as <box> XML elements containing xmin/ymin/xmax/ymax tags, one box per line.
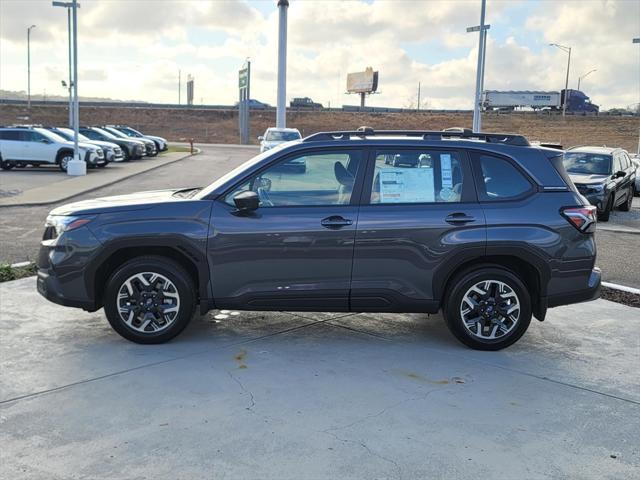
<box><xmin>1</xmin><ymin>144</ymin><xmax>638</xmax><ymax>288</ymax></box>
<box><xmin>1</xmin><ymin>276</ymin><xmax>639</xmax><ymax>479</ymax></box>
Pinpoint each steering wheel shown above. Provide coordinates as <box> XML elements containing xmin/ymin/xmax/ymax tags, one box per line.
<box><xmin>257</xmin><ymin>187</ymin><xmax>274</xmax><ymax>207</ymax></box>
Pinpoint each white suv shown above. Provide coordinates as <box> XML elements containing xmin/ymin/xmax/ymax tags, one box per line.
<box><xmin>258</xmin><ymin>127</ymin><xmax>302</xmax><ymax>153</ymax></box>
<box><xmin>0</xmin><ymin>126</ymin><xmax>104</xmax><ymax>172</ymax></box>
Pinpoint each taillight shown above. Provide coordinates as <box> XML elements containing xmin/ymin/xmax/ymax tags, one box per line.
<box><xmin>561</xmin><ymin>206</ymin><xmax>597</xmax><ymax>233</ymax></box>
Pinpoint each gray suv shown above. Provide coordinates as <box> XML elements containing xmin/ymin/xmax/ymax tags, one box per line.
<box><xmin>36</xmin><ymin>128</ymin><xmax>600</xmax><ymax>350</ymax></box>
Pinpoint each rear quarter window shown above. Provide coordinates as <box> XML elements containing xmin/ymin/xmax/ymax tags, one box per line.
<box><xmin>474</xmin><ymin>154</ymin><xmax>534</xmax><ymax>201</ymax></box>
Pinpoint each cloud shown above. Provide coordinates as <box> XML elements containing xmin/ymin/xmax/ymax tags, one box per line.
<box><xmin>1</xmin><ymin>0</ymin><xmax>637</xmax><ymax>109</ymax></box>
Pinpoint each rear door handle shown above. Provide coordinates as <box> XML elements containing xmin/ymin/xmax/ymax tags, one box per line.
<box><xmin>445</xmin><ymin>213</ymin><xmax>476</xmax><ymax>225</ymax></box>
<box><xmin>321</xmin><ymin>215</ymin><xmax>353</xmax><ymax>229</ymax></box>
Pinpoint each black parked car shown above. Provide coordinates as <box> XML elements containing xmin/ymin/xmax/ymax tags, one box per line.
<box><xmin>563</xmin><ymin>146</ymin><xmax>636</xmax><ymax>221</ymax></box>
<box><xmin>79</xmin><ymin>127</ymin><xmax>146</xmax><ymax>160</ymax></box>
<box><xmin>101</xmin><ymin>126</ymin><xmax>157</xmax><ymax>157</ymax></box>
<box><xmin>36</xmin><ymin>127</ymin><xmax>600</xmax><ymax>350</ymax></box>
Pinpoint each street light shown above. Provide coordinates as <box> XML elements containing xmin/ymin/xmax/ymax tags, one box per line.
<box><xmin>577</xmin><ymin>69</ymin><xmax>596</xmax><ymax>91</ymax></box>
<box><xmin>467</xmin><ymin>0</ymin><xmax>488</xmax><ymax>132</ymax></box>
<box><xmin>276</xmin><ymin>0</ymin><xmax>289</xmax><ymax>128</ymax></box>
<box><xmin>467</xmin><ymin>21</ymin><xmax>490</xmax><ymax>131</ymax></box>
<box><xmin>27</xmin><ymin>25</ymin><xmax>36</xmax><ymax>109</ymax></box>
<box><xmin>549</xmin><ymin>43</ymin><xmax>572</xmax><ymax>117</ymax></box>
<box><xmin>53</xmin><ymin>0</ymin><xmax>84</xmax><ymax>175</ymax></box>
<box><xmin>633</xmin><ymin>38</ymin><xmax>640</xmax><ymax>154</ymax></box>
<box><xmin>52</xmin><ymin>1</ymin><xmax>75</xmax><ymax>127</ymax></box>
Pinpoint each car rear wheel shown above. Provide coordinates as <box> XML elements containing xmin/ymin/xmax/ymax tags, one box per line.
<box><xmin>620</xmin><ymin>187</ymin><xmax>633</xmax><ymax>211</ymax></box>
<box><xmin>103</xmin><ymin>256</ymin><xmax>195</xmax><ymax>344</ymax></box>
<box><xmin>443</xmin><ymin>267</ymin><xmax>532</xmax><ymax>351</ymax></box>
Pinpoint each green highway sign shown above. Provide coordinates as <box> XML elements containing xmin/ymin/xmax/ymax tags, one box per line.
<box><xmin>239</xmin><ymin>68</ymin><xmax>249</xmax><ymax>89</ymax></box>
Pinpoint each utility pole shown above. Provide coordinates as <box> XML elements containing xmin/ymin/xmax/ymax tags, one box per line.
<box><xmin>417</xmin><ymin>82</ymin><xmax>421</xmax><ymax>111</ymax></box>
<box><xmin>468</xmin><ymin>0</ymin><xmax>487</xmax><ymax>132</ymax></box>
<box><xmin>276</xmin><ymin>0</ymin><xmax>288</xmax><ymax>128</ymax></box>
<box><xmin>27</xmin><ymin>25</ymin><xmax>36</xmax><ymax>109</ymax></box>
<box><xmin>550</xmin><ymin>43</ymin><xmax>571</xmax><ymax>117</ymax></box>
<box><xmin>178</xmin><ymin>69</ymin><xmax>181</xmax><ymax>105</ymax></box>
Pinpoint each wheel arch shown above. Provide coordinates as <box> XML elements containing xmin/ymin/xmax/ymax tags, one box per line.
<box><xmin>56</xmin><ymin>147</ymin><xmax>74</xmax><ymax>163</ymax></box>
<box><xmin>436</xmin><ymin>253</ymin><xmax>549</xmax><ymax>321</ymax></box>
<box><xmin>87</xmin><ymin>240</ymin><xmax>209</xmax><ymax>312</ymax></box>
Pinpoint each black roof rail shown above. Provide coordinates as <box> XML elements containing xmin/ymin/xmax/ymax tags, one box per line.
<box><xmin>302</xmin><ymin>126</ymin><xmax>530</xmax><ymax>146</ymax></box>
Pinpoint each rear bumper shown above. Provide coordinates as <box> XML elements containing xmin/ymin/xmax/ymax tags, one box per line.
<box><xmin>547</xmin><ymin>267</ymin><xmax>601</xmax><ymax>308</ymax></box>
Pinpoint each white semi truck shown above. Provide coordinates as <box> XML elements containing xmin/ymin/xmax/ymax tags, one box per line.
<box><xmin>483</xmin><ymin>91</ymin><xmax>561</xmax><ymax>111</ymax></box>
<box><xmin>483</xmin><ymin>89</ymin><xmax>599</xmax><ymax>113</ymax></box>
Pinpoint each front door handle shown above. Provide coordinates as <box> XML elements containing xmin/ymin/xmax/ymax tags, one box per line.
<box><xmin>321</xmin><ymin>215</ymin><xmax>353</xmax><ymax>229</ymax></box>
<box><xmin>445</xmin><ymin>213</ymin><xmax>476</xmax><ymax>225</ymax></box>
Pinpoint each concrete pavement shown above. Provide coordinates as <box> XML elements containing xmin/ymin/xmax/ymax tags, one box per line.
<box><xmin>0</xmin><ymin>277</ymin><xmax>639</xmax><ymax>479</ymax></box>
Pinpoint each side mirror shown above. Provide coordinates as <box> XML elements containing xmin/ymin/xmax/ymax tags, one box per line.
<box><xmin>615</xmin><ymin>170</ymin><xmax>626</xmax><ymax>178</ymax></box>
<box><xmin>40</xmin><ymin>138</ymin><xmax>51</xmax><ymax>144</ymax></box>
<box><xmin>233</xmin><ymin>191</ymin><xmax>259</xmax><ymax>213</ymax></box>
<box><xmin>258</xmin><ymin>136</ymin><xmax>264</xmax><ymax>141</ymax></box>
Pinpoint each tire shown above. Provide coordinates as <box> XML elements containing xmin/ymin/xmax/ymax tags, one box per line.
<box><xmin>57</xmin><ymin>151</ymin><xmax>73</xmax><ymax>172</ymax></box>
<box><xmin>103</xmin><ymin>256</ymin><xmax>196</xmax><ymax>344</ymax></box>
<box><xmin>0</xmin><ymin>159</ymin><xmax>15</xmax><ymax>170</ymax></box>
<box><xmin>598</xmin><ymin>195</ymin><xmax>612</xmax><ymax>221</ymax></box>
<box><xmin>443</xmin><ymin>266</ymin><xmax>532</xmax><ymax>351</ymax></box>
<box><xmin>619</xmin><ymin>187</ymin><xmax>633</xmax><ymax>211</ymax></box>
<box><xmin>97</xmin><ymin>162</ymin><xmax>107</xmax><ymax>168</ymax></box>
<box><xmin>121</xmin><ymin>148</ymin><xmax>130</xmax><ymax>162</ymax></box>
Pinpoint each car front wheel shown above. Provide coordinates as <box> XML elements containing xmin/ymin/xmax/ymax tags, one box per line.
<box><xmin>443</xmin><ymin>267</ymin><xmax>532</xmax><ymax>351</ymax></box>
<box><xmin>103</xmin><ymin>256</ymin><xmax>195</xmax><ymax>344</ymax></box>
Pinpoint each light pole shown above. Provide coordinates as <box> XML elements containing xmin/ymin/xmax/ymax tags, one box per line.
<box><xmin>53</xmin><ymin>0</ymin><xmax>84</xmax><ymax>175</ymax></box>
<box><xmin>276</xmin><ymin>0</ymin><xmax>288</xmax><ymax>128</ymax></box>
<box><xmin>550</xmin><ymin>43</ymin><xmax>571</xmax><ymax>117</ymax></box>
<box><xmin>27</xmin><ymin>25</ymin><xmax>36</xmax><ymax>109</ymax></box>
<box><xmin>577</xmin><ymin>69</ymin><xmax>596</xmax><ymax>91</ymax></box>
<box><xmin>633</xmin><ymin>38</ymin><xmax>639</xmax><ymax>154</ymax></box>
<box><xmin>467</xmin><ymin>0</ymin><xmax>488</xmax><ymax>132</ymax></box>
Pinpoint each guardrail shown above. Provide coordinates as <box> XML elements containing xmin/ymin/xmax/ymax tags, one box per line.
<box><xmin>0</xmin><ymin>98</ymin><xmax>637</xmax><ymax>116</ymax></box>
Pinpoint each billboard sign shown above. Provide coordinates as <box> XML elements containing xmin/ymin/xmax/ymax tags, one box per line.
<box><xmin>347</xmin><ymin>67</ymin><xmax>379</xmax><ymax>93</ymax></box>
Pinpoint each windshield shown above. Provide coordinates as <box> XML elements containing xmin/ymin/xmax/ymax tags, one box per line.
<box><xmin>55</xmin><ymin>128</ymin><xmax>90</xmax><ymax>142</ymax></box>
<box><xmin>37</xmin><ymin>129</ymin><xmax>67</xmax><ymax>143</ymax></box>
<box><xmin>105</xmin><ymin>127</ymin><xmax>128</xmax><ymax>138</ymax></box>
<box><xmin>563</xmin><ymin>153</ymin><xmax>612</xmax><ymax>175</ymax></box>
<box><xmin>121</xmin><ymin>127</ymin><xmax>142</xmax><ymax>137</ymax></box>
<box><xmin>195</xmin><ymin>148</ymin><xmax>279</xmax><ymax>199</ymax></box>
<box><xmin>266</xmin><ymin>130</ymin><xmax>300</xmax><ymax>142</ymax></box>
<box><xmin>92</xmin><ymin>127</ymin><xmax>119</xmax><ymax>140</ymax></box>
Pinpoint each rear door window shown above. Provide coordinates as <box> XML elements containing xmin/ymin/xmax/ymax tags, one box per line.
<box><xmin>0</xmin><ymin>130</ymin><xmax>21</xmax><ymax>141</ymax></box>
<box><xmin>473</xmin><ymin>154</ymin><xmax>533</xmax><ymax>201</ymax></box>
<box><xmin>368</xmin><ymin>149</ymin><xmax>469</xmax><ymax>204</ymax></box>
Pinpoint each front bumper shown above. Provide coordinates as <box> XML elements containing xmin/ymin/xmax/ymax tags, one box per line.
<box><xmin>37</xmin><ymin>269</ymin><xmax>95</xmax><ymax>310</ymax></box>
<box><xmin>36</xmin><ymin>225</ymin><xmax>102</xmax><ymax>311</ymax></box>
<box><xmin>577</xmin><ymin>189</ymin><xmax>606</xmax><ymax>212</ymax></box>
<box><xmin>547</xmin><ymin>267</ymin><xmax>601</xmax><ymax>308</ymax></box>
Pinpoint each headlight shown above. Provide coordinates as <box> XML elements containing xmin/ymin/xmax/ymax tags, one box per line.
<box><xmin>586</xmin><ymin>184</ymin><xmax>604</xmax><ymax>193</ymax></box>
<box><xmin>45</xmin><ymin>215</ymin><xmax>95</xmax><ymax>236</ymax></box>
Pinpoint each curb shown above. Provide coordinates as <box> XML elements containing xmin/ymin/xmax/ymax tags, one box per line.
<box><xmin>598</xmin><ymin>225</ymin><xmax>640</xmax><ymax>235</ymax></box>
<box><xmin>0</xmin><ymin>149</ymin><xmax>200</xmax><ymax>208</ymax></box>
<box><xmin>602</xmin><ymin>281</ymin><xmax>640</xmax><ymax>295</ymax></box>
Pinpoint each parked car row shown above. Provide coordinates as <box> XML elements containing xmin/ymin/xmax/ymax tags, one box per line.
<box><xmin>0</xmin><ymin>125</ymin><xmax>168</xmax><ymax>172</ymax></box>
<box><xmin>562</xmin><ymin>146</ymin><xmax>636</xmax><ymax>221</ymax></box>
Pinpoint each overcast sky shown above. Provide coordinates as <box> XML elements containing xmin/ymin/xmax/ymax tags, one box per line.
<box><xmin>1</xmin><ymin>0</ymin><xmax>638</xmax><ymax>109</ymax></box>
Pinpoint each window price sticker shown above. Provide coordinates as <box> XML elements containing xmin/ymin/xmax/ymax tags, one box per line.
<box><xmin>379</xmin><ymin>168</ymin><xmax>435</xmax><ymax>203</ymax></box>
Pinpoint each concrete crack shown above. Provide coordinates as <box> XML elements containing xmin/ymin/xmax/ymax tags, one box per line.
<box><xmin>227</xmin><ymin>371</ymin><xmax>255</xmax><ymax>412</ymax></box>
